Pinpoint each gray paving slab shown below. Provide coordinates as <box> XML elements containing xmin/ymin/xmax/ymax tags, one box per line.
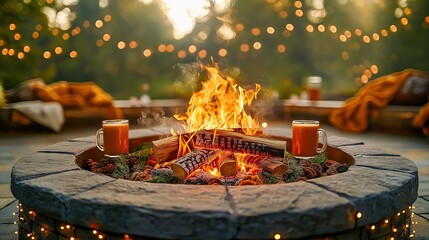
<box><xmin>1</xmin><ymin>123</ymin><xmax>429</xmax><ymax>238</ymax></box>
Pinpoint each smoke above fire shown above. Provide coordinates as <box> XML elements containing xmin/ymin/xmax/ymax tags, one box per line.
<box><xmin>174</xmin><ymin>64</ymin><xmax>261</xmax><ymax>135</ymax></box>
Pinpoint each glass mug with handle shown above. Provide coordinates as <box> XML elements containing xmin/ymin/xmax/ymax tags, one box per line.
<box><xmin>96</xmin><ymin>119</ymin><xmax>129</xmax><ymax>157</ymax></box>
<box><xmin>292</xmin><ymin>120</ymin><xmax>327</xmax><ymax>159</ymax></box>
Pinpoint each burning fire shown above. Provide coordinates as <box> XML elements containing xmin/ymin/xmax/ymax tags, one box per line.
<box><xmin>174</xmin><ymin>65</ymin><xmax>261</xmax><ymax>135</ymax></box>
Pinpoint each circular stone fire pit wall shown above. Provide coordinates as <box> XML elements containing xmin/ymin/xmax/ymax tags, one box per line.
<box><xmin>11</xmin><ymin>127</ymin><xmax>418</xmax><ymax>239</ymax></box>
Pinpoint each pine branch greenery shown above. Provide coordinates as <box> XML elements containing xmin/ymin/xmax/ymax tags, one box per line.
<box><xmin>312</xmin><ymin>152</ymin><xmax>328</xmax><ymax>164</ymax></box>
<box><xmin>129</xmin><ymin>142</ymin><xmax>153</xmax><ymax>171</ymax></box>
<box><xmin>261</xmin><ymin>171</ymin><xmax>280</xmax><ymax>184</ymax></box>
<box><xmin>112</xmin><ymin>155</ymin><xmax>130</xmax><ymax>179</ymax></box>
<box><xmin>146</xmin><ymin>170</ymin><xmax>180</xmax><ymax>184</ymax></box>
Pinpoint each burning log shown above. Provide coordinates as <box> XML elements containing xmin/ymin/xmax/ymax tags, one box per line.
<box><xmin>240</xmin><ymin>155</ymin><xmax>288</xmax><ymax>177</ymax></box>
<box><xmin>152</xmin><ymin>134</ymin><xmax>194</xmax><ymax>163</ymax></box>
<box><xmin>195</xmin><ymin>130</ymin><xmax>286</xmax><ymax>157</ymax></box>
<box><xmin>219</xmin><ymin>153</ymin><xmax>238</xmax><ymax>176</ymax></box>
<box><xmin>170</xmin><ymin>149</ymin><xmax>221</xmax><ymax>181</ymax></box>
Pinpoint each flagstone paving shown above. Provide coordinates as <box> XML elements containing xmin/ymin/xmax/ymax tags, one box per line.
<box><xmin>0</xmin><ymin>122</ymin><xmax>428</xmax><ymax>239</ymax></box>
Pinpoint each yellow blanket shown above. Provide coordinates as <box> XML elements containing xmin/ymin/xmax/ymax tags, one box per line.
<box><xmin>329</xmin><ymin>69</ymin><xmax>429</xmax><ymax>136</ymax></box>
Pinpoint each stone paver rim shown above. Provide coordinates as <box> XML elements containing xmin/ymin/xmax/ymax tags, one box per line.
<box><xmin>10</xmin><ymin>128</ymin><xmax>419</xmax><ymax>239</ymax></box>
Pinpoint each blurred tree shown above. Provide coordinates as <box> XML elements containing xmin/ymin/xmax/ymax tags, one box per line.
<box><xmin>0</xmin><ymin>0</ymin><xmax>428</xmax><ymax>100</ymax></box>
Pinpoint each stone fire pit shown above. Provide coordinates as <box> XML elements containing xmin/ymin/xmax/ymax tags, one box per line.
<box><xmin>11</xmin><ymin>127</ymin><xmax>418</xmax><ymax>239</ymax></box>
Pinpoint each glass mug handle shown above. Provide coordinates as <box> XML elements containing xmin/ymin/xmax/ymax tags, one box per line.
<box><xmin>95</xmin><ymin>128</ymin><xmax>104</xmax><ymax>152</ymax></box>
<box><xmin>317</xmin><ymin>128</ymin><xmax>327</xmax><ymax>153</ymax></box>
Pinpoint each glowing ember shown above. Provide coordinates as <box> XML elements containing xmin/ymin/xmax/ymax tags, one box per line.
<box><xmin>174</xmin><ymin>65</ymin><xmax>261</xmax><ymax>135</ymax></box>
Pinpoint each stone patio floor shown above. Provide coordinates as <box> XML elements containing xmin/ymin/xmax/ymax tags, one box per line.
<box><xmin>0</xmin><ymin>121</ymin><xmax>428</xmax><ymax>239</ymax></box>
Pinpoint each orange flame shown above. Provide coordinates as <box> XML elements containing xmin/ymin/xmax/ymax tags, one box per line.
<box><xmin>208</xmin><ymin>167</ymin><xmax>221</xmax><ymax>177</ymax></box>
<box><xmin>174</xmin><ymin>66</ymin><xmax>261</xmax><ymax>135</ymax></box>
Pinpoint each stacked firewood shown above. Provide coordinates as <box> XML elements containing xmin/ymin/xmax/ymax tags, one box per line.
<box><xmin>152</xmin><ymin>129</ymin><xmax>288</xmax><ymax>181</ymax></box>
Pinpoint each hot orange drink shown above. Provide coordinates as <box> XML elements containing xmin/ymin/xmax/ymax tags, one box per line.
<box><xmin>96</xmin><ymin>119</ymin><xmax>129</xmax><ymax>157</ymax></box>
<box><xmin>292</xmin><ymin>120</ymin><xmax>327</xmax><ymax>159</ymax></box>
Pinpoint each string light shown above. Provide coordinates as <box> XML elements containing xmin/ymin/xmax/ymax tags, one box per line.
<box><xmin>274</xmin><ymin>233</ymin><xmax>281</xmax><ymax>239</ymax></box>
<box><xmin>356</xmin><ymin>212</ymin><xmax>362</xmax><ymax>219</ymax></box>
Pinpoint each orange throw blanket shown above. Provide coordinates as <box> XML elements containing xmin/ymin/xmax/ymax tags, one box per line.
<box><xmin>33</xmin><ymin>81</ymin><xmax>123</xmax><ymax>119</ymax></box>
<box><xmin>329</xmin><ymin>69</ymin><xmax>429</xmax><ymax>136</ymax></box>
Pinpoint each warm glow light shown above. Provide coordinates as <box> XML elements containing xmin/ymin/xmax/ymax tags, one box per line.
<box><xmin>129</xmin><ymin>41</ymin><xmax>138</xmax><ymax>49</ymax></box>
<box><xmin>240</xmin><ymin>44</ymin><xmax>249</xmax><ymax>52</ymax></box>
<box><xmin>72</xmin><ymin>27</ymin><xmax>81</xmax><ymax>36</ymax></box>
<box><xmin>372</xmin><ymin>33</ymin><xmax>380</xmax><ymax>41</ymax></box>
<box><xmin>52</xmin><ymin>29</ymin><xmax>59</xmax><ymax>36</ymax></box>
<box><xmin>83</xmin><ymin>20</ymin><xmax>90</xmax><ymax>28</ymax></box>
<box><xmin>17</xmin><ymin>52</ymin><xmax>24</xmax><ymax>59</ymax></box>
<box><xmin>62</xmin><ymin>33</ymin><xmax>70</xmax><ymax>40</ymax></box>
<box><xmin>103</xmin><ymin>34</ymin><xmax>111</xmax><ymax>41</ymax></box>
<box><xmin>361</xmin><ymin>75</ymin><xmax>368</xmax><ymax>83</ymax></box>
<box><xmin>32</xmin><ymin>32</ymin><xmax>39</xmax><ymax>39</ymax></box>
<box><xmin>277</xmin><ymin>44</ymin><xmax>286</xmax><ymax>53</ymax></box>
<box><xmin>95</xmin><ymin>20</ymin><xmax>104</xmax><ymax>28</ymax></box>
<box><xmin>253</xmin><ymin>41</ymin><xmax>262</xmax><ymax>50</ymax></box>
<box><xmin>235</xmin><ymin>23</ymin><xmax>244</xmax><ymax>31</ymax></box>
<box><xmin>160</xmin><ymin>0</ymin><xmax>229</xmax><ymax>39</ymax></box>
<box><xmin>286</xmin><ymin>24</ymin><xmax>294</xmax><ymax>31</ymax></box>
<box><xmin>339</xmin><ymin>34</ymin><xmax>347</xmax><ymax>42</ymax></box>
<box><xmin>35</xmin><ymin>24</ymin><xmax>42</xmax><ymax>31</ymax></box>
<box><xmin>356</xmin><ymin>212</ymin><xmax>362</xmax><ymax>218</ymax></box>
<box><xmin>9</xmin><ymin>23</ymin><xmax>16</xmax><ymax>31</ymax></box>
<box><xmin>7</xmin><ymin>49</ymin><xmax>16</xmax><ymax>56</ymax></box>
<box><xmin>279</xmin><ymin>11</ymin><xmax>287</xmax><ymax>19</ymax></box>
<box><xmin>306</xmin><ymin>25</ymin><xmax>314</xmax><ymax>32</ymax></box>
<box><xmin>96</xmin><ymin>39</ymin><xmax>104</xmax><ymax>47</ymax></box>
<box><xmin>218</xmin><ymin>48</ymin><xmax>227</xmax><ymax>57</ymax></box>
<box><xmin>14</xmin><ymin>33</ymin><xmax>21</xmax><ymax>41</ymax></box>
<box><xmin>371</xmin><ymin>225</ymin><xmax>375</xmax><ymax>230</ymax></box>
<box><xmin>354</xmin><ymin>29</ymin><xmax>362</xmax><ymax>36</ymax></box>
<box><xmin>370</xmin><ymin>65</ymin><xmax>378</xmax><ymax>74</ymax></box>
<box><xmin>294</xmin><ymin>1</ymin><xmax>302</xmax><ymax>8</ymax></box>
<box><xmin>143</xmin><ymin>49</ymin><xmax>152</xmax><ymax>57</ymax></box>
<box><xmin>425</xmin><ymin>16</ymin><xmax>429</xmax><ymax>24</ymax></box>
<box><xmin>329</xmin><ymin>25</ymin><xmax>337</xmax><ymax>33</ymax></box>
<box><xmin>317</xmin><ymin>24</ymin><xmax>325</xmax><ymax>32</ymax></box>
<box><xmin>198</xmin><ymin>49</ymin><xmax>207</xmax><ymax>58</ymax></box>
<box><xmin>274</xmin><ymin>233</ymin><xmax>281</xmax><ymax>239</ymax></box>
<box><xmin>262</xmin><ymin>122</ymin><xmax>268</xmax><ymax>128</ymax></box>
<box><xmin>217</xmin><ymin>24</ymin><xmax>236</xmax><ymax>40</ymax></box>
<box><xmin>158</xmin><ymin>44</ymin><xmax>166</xmax><ymax>52</ymax></box>
<box><xmin>295</xmin><ymin>9</ymin><xmax>303</xmax><ymax>17</ymax></box>
<box><xmin>166</xmin><ymin>44</ymin><xmax>175</xmax><ymax>52</ymax></box>
<box><xmin>70</xmin><ymin>50</ymin><xmax>78</xmax><ymax>58</ymax></box>
<box><xmin>188</xmin><ymin>45</ymin><xmax>197</xmax><ymax>53</ymax></box>
<box><xmin>381</xmin><ymin>29</ymin><xmax>388</xmax><ymax>37</ymax></box>
<box><xmin>400</xmin><ymin>17</ymin><xmax>408</xmax><ymax>25</ymax></box>
<box><xmin>344</xmin><ymin>30</ymin><xmax>352</xmax><ymax>38</ymax></box>
<box><xmin>342</xmin><ymin>51</ymin><xmax>349</xmax><ymax>60</ymax></box>
<box><xmin>385</xmin><ymin>219</ymin><xmax>389</xmax><ymax>224</ymax></box>
<box><xmin>117</xmin><ymin>41</ymin><xmax>126</xmax><ymax>49</ymax></box>
<box><xmin>267</xmin><ymin>27</ymin><xmax>275</xmax><ymax>34</ymax></box>
<box><xmin>104</xmin><ymin>15</ymin><xmax>112</xmax><ymax>22</ymax></box>
<box><xmin>251</xmin><ymin>28</ymin><xmax>261</xmax><ymax>36</ymax></box>
<box><xmin>390</xmin><ymin>25</ymin><xmax>398</xmax><ymax>32</ymax></box>
<box><xmin>363</xmin><ymin>35</ymin><xmax>370</xmax><ymax>43</ymax></box>
<box><xmin>177</xmin><ymin>50</ymin><xmax>186</xmax><ymax>58</ymax></box>
<box><xmin>43</xmin><ymin>51</ymin><xmax>51</xmax><ymax>59</ymax></box>
<box><xmin>55</xmin><ymin>47</ymin><xmax>63</xmax><ymax>54</ymax></box>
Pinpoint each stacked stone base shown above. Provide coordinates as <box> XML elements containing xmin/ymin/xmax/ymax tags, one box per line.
<box><xmin>18</xmin><ymin>203</ymin><xmax>413</xmax><ymax>240</ymax></box>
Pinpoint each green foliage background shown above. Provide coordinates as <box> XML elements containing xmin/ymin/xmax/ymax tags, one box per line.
<box><xmin>1</xmin><ymin>0</ymin><xmax>428</xmax><ymax>100</ymax></box>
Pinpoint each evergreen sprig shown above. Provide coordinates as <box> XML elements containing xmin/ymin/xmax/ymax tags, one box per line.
<box><xmin>261</xmin><ymin>171</ymin><xmax>280</xmax><ymax>184</ymax></box>
<box><xmin>312</xmin><ymin>152</ymin><xmax>328</xmax><ymax>164</ymax></box>
<box><xmin>112</xmin><ymin>155</ymin><xmax>130</xmax><ymax>179</ymax></box>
